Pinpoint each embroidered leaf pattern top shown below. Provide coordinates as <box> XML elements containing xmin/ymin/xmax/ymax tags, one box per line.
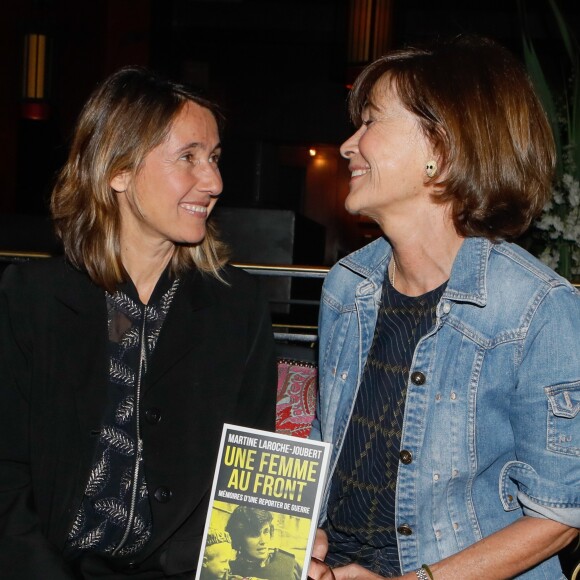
<box><xmin>94</xmin><ymin>498</ymin><xmax>129</xmax><ymax>528</ymax></box>
<box><xmin>85</xmin><ymin>450</ymin><xmax>110</xmax><ymax>497</ymax></box>
<box><xmin>64</xmin><ymin>276</ymin><xmax>180</xmax><ymax>558</ymax></box>
<box><xmin>115</xmin><ymin>396</ymin><xmax>134</xmax><ymax>425</ymax></box>
<box><xmin>109</xmin><ymin>360</ymin><xmax>135</xmax><ymax>388</ymax></box>
<box><xmin>70</xmin><ymin>521</ymin><xmax>107</xmax><ymax>550</ymax></box>
<box><xmin>68</xmin><ymin>504</ymin><xmax>86</xmax><ymax>541</ymax></box>
<box><xmin>99</xmin><ymin>425</ymin><xmax>135</xmax><ymax>456</ymax></box>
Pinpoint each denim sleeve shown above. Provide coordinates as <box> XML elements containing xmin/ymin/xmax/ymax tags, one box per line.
<box><xmin>502</xmin><ymin>283</ymin><xmax>580</xmax><ymax>528</ymax></box>
<box><xmin>309</xmin><ymin>291</ymin><xmax>325</xmax><ymax>443</ymax></box>
<box><xmin>309</xmin><ymin>266</ymin><xmax>348</xmax><ymax>445</ymax></box>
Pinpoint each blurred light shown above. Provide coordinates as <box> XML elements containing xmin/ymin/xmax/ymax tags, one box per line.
<box><xmin>23</xmin><ymin>33</ymin><xmax>47</xmax><ymax>99</ymax></box>
<box><xmin>347</xmin><ymin>0</ymin><xmax>392</xmax><ymax>64</ymax></box>
<box><xmin>309</xmin><ymin>148</ymin><xmax>317</xmax><ymax>157</ymax></box>
<box><xmin>22</xmin><ymin>32</ymin><xmax>51</xmax><ymax>120</ymax></box>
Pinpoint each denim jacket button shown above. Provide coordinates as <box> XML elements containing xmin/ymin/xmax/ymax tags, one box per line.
<box><xmin>411</xmin><ymin>372</ymin><xmax>426</xmax><ymax>385</ymax></box>
<box><xmin>399</xmin><ymin>450</ymin><xmax>413</xmax><ymax>464</ymax></box>
<box><xmin>442</xmin><ymin>302</ymin><xmax>451</xmax><ymax>314</ymax></box>
<box><xmin>397</xmin><ymin>524</ymin><xmax>413</xmax><ymax>536</ymax></box>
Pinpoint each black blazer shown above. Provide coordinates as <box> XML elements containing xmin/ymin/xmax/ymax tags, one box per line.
<box><xmin>0</xmin><ymin>258</ymin><xmax>276</xmax><ymax>578</ymax></box>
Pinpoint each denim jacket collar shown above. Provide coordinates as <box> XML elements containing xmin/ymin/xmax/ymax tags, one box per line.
<box><xmin>338</xmin><ymin>236</ymin><xmax>390</xmax><ymax>297</ymax></box>
<box><xmin>338</xmin><ymin>235</ymin><xmax>491</xmax><ymax>306</ymax></box>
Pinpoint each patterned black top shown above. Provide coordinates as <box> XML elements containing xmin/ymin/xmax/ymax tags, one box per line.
<box><xmin>324</xmin><ymin>276</ymin><xmax>445</xmax><ymax>576</ymax></box>
<box><xmin>65</xmin><ymin>271</ymin><xmax>179</xmax><ymax>558</ymax></box>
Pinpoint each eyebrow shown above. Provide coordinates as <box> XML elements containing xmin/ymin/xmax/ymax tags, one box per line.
<box><xmin>177</xmin><ymin>141</ymin><xmax>222</xmax><ymax>154</ymax></box>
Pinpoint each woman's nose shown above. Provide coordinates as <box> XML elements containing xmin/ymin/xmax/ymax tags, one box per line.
<box><xmin>199</xmin><ymin>166</ymin><xmax>223</xmax><ymax>197</ymax></box>
<box><xmin>209</xmin><ymin>174</ymin><xmax>223</xmax><ymax>197</ymax></box>
<box><xmin>340</xmin><ymin>125</ymin><xmax>363</xmax><ymax>159</ymax></box>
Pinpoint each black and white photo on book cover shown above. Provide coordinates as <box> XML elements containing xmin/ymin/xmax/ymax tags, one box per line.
<box><xmin>196</xmin><ymin>424</ymin><xmax>331</xmax><ymax>580</ymax></box>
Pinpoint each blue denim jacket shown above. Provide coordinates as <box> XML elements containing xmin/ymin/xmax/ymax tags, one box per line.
<box><xmin>311</xmin><ymin>236</ymin><xmax>580</xmax><ymax>579</ymax></box>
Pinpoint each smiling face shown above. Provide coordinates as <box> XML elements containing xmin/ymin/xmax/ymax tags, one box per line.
<box><xmin>243</xmin><ymin>522</ymin><xmax>272</xmax><ymax>563</ymax></box>
<box><xmin>113</xmin><ymin>100</ymin><xmax>222</xmax><ymax>254</ymax></box>
<box><xmin>340</xmin><ymin>80</ymin><xmax>435</xmax><ymax>226</ymax></box>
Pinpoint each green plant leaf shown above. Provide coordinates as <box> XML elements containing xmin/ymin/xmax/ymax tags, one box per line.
<box><xmin>519</xmin><ymin>28</ymin><xmax>563</xmax><ymax>176</ymax></box>
<box><xmin>547</xmin><ymin>0</ymin><xmax>578</xmax><ymax>63</ymax></box>
<box><xmin>547</xmin><ymin>0</ymin><xmax>580</xmax><ymax>176</ymax></box>
<box><xmin>570</xmin><ymin>60</ymin><xmax>580</xmax><ymax>175</ymax></box>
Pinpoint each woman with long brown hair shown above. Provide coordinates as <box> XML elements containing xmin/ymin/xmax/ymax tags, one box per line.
<box><xmin>0</xmin><ymin>67</ymin><xmax>276</xmax><ymax>578</ymax></box>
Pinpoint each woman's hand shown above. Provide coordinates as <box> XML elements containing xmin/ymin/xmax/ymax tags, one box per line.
<box><xmin>308</xmin><ymin>529</ymin><xmax>405</xmax><ymax>579</ymax></box>
<box><xmin>329</xmin><ymin>563</ymin><xmax>391</xmax><ymax>579</ymax></box>
<box><xmin>316</xmin><ymin>564</ymin><xmax>421</xmax><ymax>579</ymax></box>
<box><xmin>308</xmin><ymin>556</ymin><xmax>336</xmax><ymax>579</ymax></box>
<box><xmin>308</xmin><ymin>528</ymin><xmax>332</xmax><ymax>579</ymax></box>
<box><xmin>311</xmin><ymin>527</ymin><xmax>329</xmax><ymax>561</ymax></box>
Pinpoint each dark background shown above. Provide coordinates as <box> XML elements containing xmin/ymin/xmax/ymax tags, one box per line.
<box><xmin>1</xmin><ymin>0</ymin><xmax>579</xmax><ymax>261</ymax></box>
<box><xmin>0</xmin><ymin>5</ymin><xmax>578</xmax><ymax>572</ymax></box>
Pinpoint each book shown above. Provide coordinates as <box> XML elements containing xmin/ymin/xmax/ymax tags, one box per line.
<box><xmin>196</xmin><ymin>423</ymin><xmax>331</xmax><ymax>580</ymax></box>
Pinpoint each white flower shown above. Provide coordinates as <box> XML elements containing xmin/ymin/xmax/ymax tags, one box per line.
<box><xmin>534</xmin><ymin>171</ymin><xmax>580</xmax><ymax>278</ymax></box>
<box><xmin>553</xmin><ymin>190</ymin><xmax>565</xmax><ymax>205</ymax></box>
<box><xmin>539</xmin><ymin>247</ymin><xmax>560</xmax><ymax>271</ymax></box>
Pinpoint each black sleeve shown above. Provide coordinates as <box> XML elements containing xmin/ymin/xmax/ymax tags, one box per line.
<box><xmin>235</xmin><ymin>276</ymin><xmax>277</xmax><ymax>432</ymax></box>
<box><xmin>0</xmin><ymin>266</ymin><xmax>76</xmax><ymax>579</ymax></box>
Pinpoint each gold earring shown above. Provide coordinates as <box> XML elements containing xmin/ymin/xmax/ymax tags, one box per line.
<box><xmin>425</xmin><ymin>160</ymin><xmax>437</xmax><ymax>178</ymax></box>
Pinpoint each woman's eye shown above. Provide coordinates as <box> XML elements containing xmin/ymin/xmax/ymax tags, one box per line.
<box><xmin>209</xmin><ymin>153</ymin><xmax>221</xmax><ymax>164</ymax></box>
<box><xmin>180</xmin><ymin>153</ymin><xmax>194</xmax><ymax>163</ymax></box>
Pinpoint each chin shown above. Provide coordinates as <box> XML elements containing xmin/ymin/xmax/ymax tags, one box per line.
<box><xmin>175</xmin><ymin>230</ymin><xmax>207</xmax><ymax>246</ymax></box>
<box><xmin>344</xmin><ymin>201</ymin><xmax>361</xmax><ymax>215</ymax></box>
<box><xmin>344</xmin><ymin>194</ymin><xmax>362</xmax><ymax>215</ymax></box>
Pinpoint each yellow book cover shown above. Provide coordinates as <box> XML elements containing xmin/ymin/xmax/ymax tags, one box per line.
<box><xmin>196</xmin><ymin>424</ymin><xmax>331</xmax><ymax>580</ymax></box>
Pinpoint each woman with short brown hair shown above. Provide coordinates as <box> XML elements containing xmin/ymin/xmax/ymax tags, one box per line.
<box><xmin>309</xmin><ymin>36</ymin><xmax>579</xmax><ymax>580</ymax></box>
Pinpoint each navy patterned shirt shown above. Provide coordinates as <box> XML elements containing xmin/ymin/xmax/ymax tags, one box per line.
<box><xmin>324</xmin><ymin>276</ymin><xmax>445</xmax><ymax>576</ymax></box>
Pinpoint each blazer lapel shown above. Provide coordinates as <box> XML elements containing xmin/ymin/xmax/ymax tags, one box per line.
<box><xmin>53</xmin><ymin>272</ymin><xmax>109</xmax><ymax>467</ymax></box>
<box><xmin>144</xmin><ymin>270</ymin><xmax>213</xmax><ymax>393</ymax></box>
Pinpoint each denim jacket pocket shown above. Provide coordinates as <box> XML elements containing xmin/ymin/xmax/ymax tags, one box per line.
<box><xmin>545</xmin><ymin>381</ymin><xmax>580</xmax><ymax>456</ymax></box>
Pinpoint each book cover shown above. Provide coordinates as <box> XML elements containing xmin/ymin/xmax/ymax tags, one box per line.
<box><xmin>195</xmin><ymin>423</ymin><xmax>331</xmax><ymax>580</ymax></box>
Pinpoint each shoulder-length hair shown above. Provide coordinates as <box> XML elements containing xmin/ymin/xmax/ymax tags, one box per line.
<box><xmin>348</xmin><ymin>35</ymin><xmax>556</xmax><ymax>241</ymax></box>
<box><xmin>51</xmin><ymin>66</ymin><xmax>228</xmax><ymax>291</ymax></box>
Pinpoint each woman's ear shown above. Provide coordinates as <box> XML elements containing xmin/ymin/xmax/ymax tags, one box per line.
<box><xmin>110</xmin><ymin>171</ymin><xmax>131</xmax><ymax>193</ymax></box>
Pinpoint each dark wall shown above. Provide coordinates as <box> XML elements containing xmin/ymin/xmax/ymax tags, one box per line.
<box><xmin>2</xmin><ymin>0</ymin><xmax>579</xmax><ymax>257</ymax></box>
<box><xmin>0</xmin><ymin>0</ymin><xmax>151</xmax><ymax>213</ymax></box>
